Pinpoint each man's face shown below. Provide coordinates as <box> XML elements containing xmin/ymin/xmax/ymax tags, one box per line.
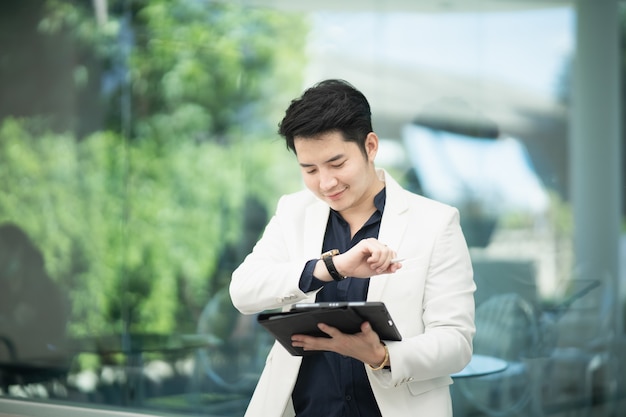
<box><xmin>294</xmin><ymin>131</ymin><xmax>380</xmax><ymax>215</ymax></box>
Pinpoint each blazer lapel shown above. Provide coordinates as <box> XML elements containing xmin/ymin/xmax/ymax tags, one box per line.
<box><xmin>368</xmin><ymin>170</ymin><xmax>410</xmax><ymax>301</ymax></box>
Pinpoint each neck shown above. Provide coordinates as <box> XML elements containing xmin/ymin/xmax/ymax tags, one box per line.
<box><xmin>340</xmin><ymin>173</ymin><xmax>385</xmax><ymax>236</ymax></box>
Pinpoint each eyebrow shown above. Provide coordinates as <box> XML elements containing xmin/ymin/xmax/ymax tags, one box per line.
<box><xmin>299</xmin><ymin>154</ymin><xmax>345</xmax><ymax>168</ymax></box>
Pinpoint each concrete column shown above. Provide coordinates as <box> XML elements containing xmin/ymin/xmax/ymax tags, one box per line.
<box><xmin>570</xmin><ymin>0</ymin><xmax>622</xmax><ymax>331</ymax></box>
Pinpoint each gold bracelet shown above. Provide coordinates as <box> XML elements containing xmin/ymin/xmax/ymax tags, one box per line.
<box><xmin>368</xmin><ymin>343</ymin><xmax>389</xmax><ymax>371</ymax></box>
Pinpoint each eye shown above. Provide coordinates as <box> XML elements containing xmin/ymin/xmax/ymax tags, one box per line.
<box><xmin>331</xmin><ymin>161</ymin><xmax>346</xmax><ymax>169</ymax></box>
<box><xmin>304</xmin><ymin>167</ymin><xmax>317</xmax><ymax>175</ymax></box>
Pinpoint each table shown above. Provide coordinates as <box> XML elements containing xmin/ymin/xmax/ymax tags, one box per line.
<box><xmin>451</xmin><ymin>355</ymin><xmax>519</xmax><ymax>417</ymax></box>
<box><xmin>69</xmin><ymin>333</ymin><xmax>219</xmax><ymax>405</ymax></box>
<box><xmin>451</xmin><ymin>354</ymin><xmax>508</xmax><ymax>378</ymax></box>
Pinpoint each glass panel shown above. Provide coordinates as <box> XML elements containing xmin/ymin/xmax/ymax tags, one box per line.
<box><xmin>0</xmin><ymin>1</ymin><xmax>304</xmax><ymax>415</ymax></box>
<box><xmin>0</xmin><ymin>1</ymin><xmax>623</xmax><ymax>416</ymax></box>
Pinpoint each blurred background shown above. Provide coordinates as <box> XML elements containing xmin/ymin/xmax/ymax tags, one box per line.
<box><xmin>0</xmin><ymin>1</ymin><xmax>624</xmax><ymax>416</ymax></box>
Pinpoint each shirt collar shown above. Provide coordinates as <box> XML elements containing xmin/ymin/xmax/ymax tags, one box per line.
<box><xmin>373</xmin><ymin>187</ymin><xmax>386</xmax><ymax>213</ymax></box>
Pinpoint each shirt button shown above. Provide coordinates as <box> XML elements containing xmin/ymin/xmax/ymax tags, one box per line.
<box><xmin>345</xmin><ymin>395</ymin><xmax>352</xmax><ymax>401</ymax></box>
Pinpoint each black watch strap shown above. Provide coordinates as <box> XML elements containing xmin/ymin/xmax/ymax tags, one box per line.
<box><xmin>321</xmin><ymin>249</ymin><xmax>345</xmax><ymax>281</ymax></box>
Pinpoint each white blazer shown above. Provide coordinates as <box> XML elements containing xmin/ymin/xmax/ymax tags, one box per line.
<box><xmin>230</xmin><ymin>169</ymin><xmax>476</xmax><ymax>417</ymax></box>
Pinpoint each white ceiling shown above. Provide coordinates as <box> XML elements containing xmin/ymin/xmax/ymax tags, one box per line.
<box><xmin>236</xmin><ymin>0</ymin><xmax>572</xmax><ymax>13</ymax></box>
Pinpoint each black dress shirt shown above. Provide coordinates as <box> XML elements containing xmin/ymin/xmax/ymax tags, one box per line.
<box><xmin>292</xmin><ymin>188</ymin><xmax>386</xmax><ymax>417</ymax></box>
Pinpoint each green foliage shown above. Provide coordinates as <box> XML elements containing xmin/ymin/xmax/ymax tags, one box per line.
<box><xmin>0</xmin><ymin>0</ymin><xmax>308</xmax><ymax>344</ymax></box>
<box><xmin>129</xmin><ymin>0</ymin><xmax>308</xmax><ymax>140</ymax></box>
<box><xmin>0</xmin><ymin>117</ymin><xmax>300</xmax><ymax>337</ymax></box>
<box><xmin>39</xmin><ymin>0</ymin><xmax>120</xmax><ymax>58</ymax></box>
<box><xmin>32</xmin><ymin>0</ymin><xmax>308</xmax><ymax>142</ymax></box>
<box><xmin>621</xmin><ymin>6</ymin><xmax>626</xmax><ymax>225</ymax></box>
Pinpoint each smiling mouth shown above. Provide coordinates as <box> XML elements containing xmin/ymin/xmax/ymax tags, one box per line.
<box><xmin>325</xmin><ymin>187</ymin><xmax>347</xmax><ymax>200</ymax></box>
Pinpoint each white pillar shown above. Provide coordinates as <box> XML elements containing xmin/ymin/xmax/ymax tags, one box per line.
<box><xmin>570</xmin><ymin>0</ymin><xmax>622</xmax><ymax>330</ymax></box>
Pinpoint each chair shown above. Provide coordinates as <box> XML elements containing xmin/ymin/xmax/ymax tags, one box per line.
<box><xmin>193</xmin><ymin>288</ymin><xmax>272</xmax><ymax>396</ymax></box>
<box><xmin>541</xmin><ymin>270</ymin><xmax>621</xmax><ymax>417</ymax></box>
<box><xmin>455</xmin><ymin>293</ymin><xmax>546</xmax><ymax>417</ymax></box>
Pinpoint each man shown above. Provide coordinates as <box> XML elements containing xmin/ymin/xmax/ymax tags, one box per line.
<box><xmin>230</xmin><ymin>79</ymin><xmax>475</xmax><ymax>417</ymax></box>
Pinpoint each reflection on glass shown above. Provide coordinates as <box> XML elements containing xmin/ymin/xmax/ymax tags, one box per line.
<box><xmin>0</xmin><ymin>0</ymin><xmax>304</xmax><ymax>414</ymax></box>
<box><xmin>0</xmin><ymin>0</ymin><xmax>622</xmax><ymax>416</ymax></box>
<box><xmin>0</xmin><ymin>223</ymin><xmax>71</xmax><ymax>396</ymax></box>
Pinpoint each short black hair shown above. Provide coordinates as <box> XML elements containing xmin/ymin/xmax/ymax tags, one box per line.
<box><xmin>278</xmin><ymin>79</ymin><xmax>373</xmax><ymax>155</ymax></box>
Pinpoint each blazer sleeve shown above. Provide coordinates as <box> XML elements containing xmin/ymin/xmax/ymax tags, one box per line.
<box><xmin>229</xmin><ymin>192</ymin><xmax>323</xmax><ymax>315</ymax></box>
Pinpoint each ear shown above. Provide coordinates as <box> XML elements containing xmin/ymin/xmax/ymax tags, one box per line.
<box><xmin>364</xmin><ymin>132</ymin><xmax>379</xmax><ymax>162</ymax></box>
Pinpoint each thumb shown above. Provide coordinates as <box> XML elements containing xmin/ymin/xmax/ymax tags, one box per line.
<box><xmin>361</xmin><ymin>321</ymin><xmax>372</xmax><ymax>333</ymax></box>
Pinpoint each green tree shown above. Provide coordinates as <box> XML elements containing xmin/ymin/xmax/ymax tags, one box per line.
<box><xmin>621</xmin><ymin>6</ymin><xmax>626</xmax><ymax>222</ymax></box>
<box><xmin>0</xmin><ymin>0</ymin><xmax>308</xmax><ymax>341</ymax></box>
<box><xmin>131</xmin><ymin>0</ymin><xmax>306</xmax><ymax>142</ymax></box>
<box><xmin>0</xmin><ymin>118</ymin><xmax>301</xmax><ymax>337</ymax></box>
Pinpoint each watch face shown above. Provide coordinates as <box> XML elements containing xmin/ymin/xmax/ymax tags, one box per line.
<box><xmin>322</xmin><ymin>249</ymin><xmax>339</xmax><ymax>258</ymax></box>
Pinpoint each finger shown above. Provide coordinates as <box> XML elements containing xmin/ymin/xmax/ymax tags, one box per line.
<box><xmin>388</xmin><ymin>262</ymin><xmax>403</xmax><ymax>273</ymax></box>
<box><xmin>291</xmin><ymin>334</ymin><xmax>324</xmax><ymax>351</ymax></box>
<box><xmin>291</xmin><ymin>334</ymin><xmax>310</xmax><ymax>345</ymax></box>
<box><xmin>361</xmin><ymin>321</ymin><xmax>373</xmax><ymax>334</ymax></box>
<box><xmin>371</xmin><ymin>249</ymin><xmax>397</xmax><ymax>273</ymax></box>
<box><xmin>317</xmin><ymin>322</ymin><xmax>340</xmax><ymax>337</ymax></box>
<box><xmin>360</xmin><ymin>322</ymin><xmax>382</xmax><ymax>344</ymax></box>
<box><xmin>366</xmin><ymin>245</ymin><xmax>389</xmax><ymax>264</ymax></box>
<box><xmin>381</xmin><ymin>254</ymin><xmax>403</xmax><ymax>273</ymax></box>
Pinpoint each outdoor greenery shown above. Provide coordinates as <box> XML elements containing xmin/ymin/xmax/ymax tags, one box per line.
<box><xmin>1</xmin><ymin>0</ymin><xmax>624</xmax><ymax>369</ymax></box>
<box><xmin>0</xmin><ymin>0</ymin><xmax>307</xmax><ymax>339</ymax></box>
<box><xmin>621</xmin><ymin>6</ymin><xmax>626</xmax><ymax>224</ymax></box>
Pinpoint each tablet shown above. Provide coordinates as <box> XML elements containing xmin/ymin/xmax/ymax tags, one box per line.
<box><xmin>257</xmin><ymin>301</ymin><xmax>402</xmax><ymax>356</ymax></box>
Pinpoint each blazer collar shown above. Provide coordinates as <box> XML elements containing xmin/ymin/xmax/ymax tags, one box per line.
<box><xmin>369</xmin><ymin>169</ymin><xmax>410</xmax><ymax>300</ymax></box>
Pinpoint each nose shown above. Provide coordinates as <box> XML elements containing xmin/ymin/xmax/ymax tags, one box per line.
<box><xmin>319</xmin><ymin>169</ymin><xmax>338</xmax><ymax>191</ymax></box>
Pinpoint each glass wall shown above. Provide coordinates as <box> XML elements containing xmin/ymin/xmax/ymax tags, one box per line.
<box><xmin>0</xmin><ymin>1</ymin><xmax>623</xmax><ymax>416</ymax></box>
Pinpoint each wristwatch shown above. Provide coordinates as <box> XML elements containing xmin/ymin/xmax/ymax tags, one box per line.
<box><xmin>321</xmin><ymin>249</ymin><xmax>345</xmax><ymax>282</ymax></box>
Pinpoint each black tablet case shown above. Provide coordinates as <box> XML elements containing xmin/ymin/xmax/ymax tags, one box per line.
<box><xmin>257</xmin><ymin>301</ymin><xmax>402</xmax><ymax>356</ymax></box>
